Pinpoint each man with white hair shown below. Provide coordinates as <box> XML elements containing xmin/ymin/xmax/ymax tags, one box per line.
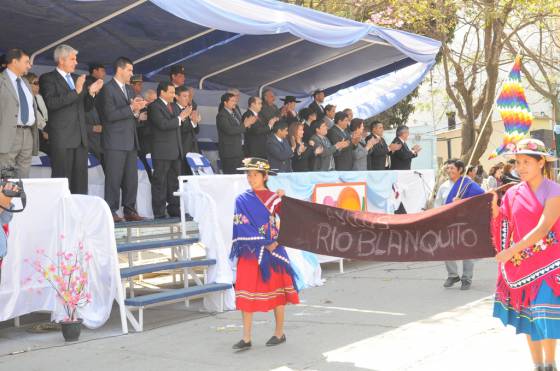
<box><xmin>39</xmin><ymin>44</ymin><xmax>103</xmax><ymax>194</ymax></box>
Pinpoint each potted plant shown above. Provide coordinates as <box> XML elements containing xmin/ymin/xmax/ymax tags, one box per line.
<box><xmin>27</xmin><ymin>241</ymin><xmax>92</xmax><ymax>341</ymax></box>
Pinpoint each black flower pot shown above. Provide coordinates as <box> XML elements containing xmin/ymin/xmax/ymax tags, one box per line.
<box><xmin>61</xmin><ymin>319</ymin><xmax>83</xmax><ymax>342</ymax></box>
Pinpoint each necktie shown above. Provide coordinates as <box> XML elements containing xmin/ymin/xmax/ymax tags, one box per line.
<box><xmin>16</xmin><ymin>78</ymin><xmax>29</xmax><ymax>124</ymax></box>
<box><xmin>167</xmin><ymin>103</ymin><xmax>173</xmax><ymax>113</ymax></box>
<box><xmin>65</xmin><ymin>74</ymin><xmax>75</xmax><ymax>90</ymax></box>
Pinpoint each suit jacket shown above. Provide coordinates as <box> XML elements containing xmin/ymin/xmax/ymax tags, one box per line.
<box><xmin>302</xmin><ymin>122</ymin><xmax>314</xmax><ymax>144</ymax></box>
<box><xmin>291</xmin><ymin>144</ymin><xmax>313</xmax><ymax>172</ymax></box>
<box><xmin>0</xmin><ymin>70</ymin><xmax>39</xmax><ymax>154</ymax></box>
<box><xmin>217</xmin><ymin>108</ymin><xmax>245</xmax><ymax>159</ymax></box>
<box><xmin>243</xmin><ymin>109</ymin><xmax>270</xmax><ymax>158</ymax></box>
<box><xmin>308</xmin><ymin>100</ymin><xmax>325</xmax><ymax>120</ymax></box>
<box><xmin>148</xmin><ymin>99</ymin><xmax>183</xmax><ymax>160</ymax></box>
<box><xmin>259</xmin><ymin>103</ymin><xmax>280</xmax><ymax>125</ymax></box>
<box><xmin>310</xmin><ymin>134</ymin><xmax>336</xmax><ymax>171</ymax></box>
<box><xmin>174</xmin><ymin>102</ymin><xmax>200</xmax><ymax>155</ymax></box>
<box><xmin>266</xmin><ymin>135</ymin><xmax>293</xmax><ymax>173</ymax></box>
<box><xmin>390</xmin><ymin>137</ymin><xmax>417</xmax><ymax>170</ymax></box>
<box><xmin>95</xmin><ymin>79</ymin><xmax>139</xmax><ymax>151</ymax></box>
<box><xmin>367</xmin><ymin>134</ymin><xmax>390</xmax><ymax>170</ymax></box>
<box><xmin>39</xmin><ymin>70</ymin><xmax>92</xmax><ymax>149</ymax></box>
<box><xmin>327</xmin><ymin>125</ymin><xmax>353</xmax><ymax>171</ymax></box>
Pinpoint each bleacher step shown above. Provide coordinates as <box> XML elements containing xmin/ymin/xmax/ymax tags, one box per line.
<box><xmin>124</xmin><ymin>283</ymin><xmax>232</xmax><ymax>307</ymax></box>
<box><xmin>117</xmin><ymin>238</ymin><xmax>199</xmax><ymax>253</ymax></box>
<box><xmin>120</xmin><ymin>259</ymin><xmax>216</xmax><ymax>278</ymax></box>
<box><xmin>114</xmin><ymin>216</ymin><xmax>185</xmax><ymax>229</ymax></box>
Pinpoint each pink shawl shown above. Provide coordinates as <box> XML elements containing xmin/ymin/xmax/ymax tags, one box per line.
<box><xmin>493</xmin><ymin>181</ymin><xmax>560</xmax><ymax>309</ymax></box>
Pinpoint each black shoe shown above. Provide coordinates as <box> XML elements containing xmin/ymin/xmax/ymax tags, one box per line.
<box><xmin>443</xmin><ymin>276</ymin><xmax>461</xmax><ymax>288</ymax></box>
<box><xmin>153</xmin><ymin>214</ymin><xmax>168</xmax><ymax>220</ymax></box>
<box><xmin>265</xmin><ymin>334</ymin><xmax>286</xmax><ymax>346</ymax></box>
<box><xmin>460</xmin><ymin>280</ymin><xmax>472</xmax><ymax>290</ymax></box>
<box><xmin>232</xmin><ymin>339</ymin><xmax>251</xmax><ymax>351</ymax></box>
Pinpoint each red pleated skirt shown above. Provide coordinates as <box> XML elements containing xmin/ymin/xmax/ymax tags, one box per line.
<box><xmin>235</xmin><ymin>256</ymin><xmax>299</xmax><ymax>312</ymax></box>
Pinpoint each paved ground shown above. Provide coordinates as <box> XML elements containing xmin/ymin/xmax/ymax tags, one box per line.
<box><xmin>0</xmin><ymin>259</ymin><xmax>536</xmax><ymax>371</ymax></box>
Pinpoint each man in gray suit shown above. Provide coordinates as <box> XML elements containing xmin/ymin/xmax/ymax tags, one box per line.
<box><xmin>96</xmin><ymin>57</ymin><xmax>146</xmax><ymax>222</ymax></box>
<box><xmin>310</xmin><ymin>118</ymin><xmax>348</xmax><ymax>171</ymax></box>
<box><xmin>0</xmin><ymin>49</ymin><xmax>39</xmax><ymax>177</ymax></box>
<box><xmin>266</xmin><ymin>120</ymin><xmax>293</xmax><ymax>173</ymax></box>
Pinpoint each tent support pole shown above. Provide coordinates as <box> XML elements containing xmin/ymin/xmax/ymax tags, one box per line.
<box><xmin>30</xmin><ymin>0</ymin><xmax>148</xmax><ymax>64</ymax></box>
<box><xmin>258</xmin><ymin>42</ymin><xmax>378</xmax><ymax>97</ymax></box>
<box><xmin>198</xmin><ymin>38</ymin><xmax>304</xmax><ymax>89</ymax></box>
<box><xmin>134</xmin><ymin>29</ymin><xmax>216</xmax><ymax>64</ymax></box>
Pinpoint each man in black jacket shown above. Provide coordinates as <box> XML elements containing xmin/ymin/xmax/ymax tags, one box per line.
<box><xmin>39</xmin><ymin>44</ymin><xmax>103</xmax><ymax>194</ymax></box>
<box><xmin>84</xmin><ymin>63</ymin><xmax>106</xmax><ymax>167</ymax></box>
<box><xmin>308</xmin><ymin>89</ymin><xmax>326</xmax><ymax>120</ymax></box>
<box><xmin>390</xmin><ymin>125</ymin><xmax>421</xmax><ymax>170</ymax></box>
<box><xmin>174</xmin><ymin>86</ymin><xmax>200</xmax><ymax>175</ymax></box>
<box><xmin>327</xmin><ymin>111</ymin><xmax>353</xmax><ymax>170</ymax></box>
<box><xmin>266</xmin><ymin>120</ymin><xmax>293</xmax><ymax>173</ymax></box>
<box><xmin>217</xmin><ymin>93</ymin><xmax>256</xmax><ymax>174</ymax></box>
<box><xmin>96</xmin><ymin>57</ymin><xmax>145</xmax><ymax>222</ymax></box>
<box><xmin>367</xmin><ymin>121</ymin><xmax>401</xmax><ymax>170</ymax></box>
<box><xmin>148</xmin><ymin>82</ymin><xmax>190</xmax><ymax>218</ymax></box>
<box><xmin>243</xmin><ymin>96</ymin><xmax>276</xmax><ymax>158</ymax></box>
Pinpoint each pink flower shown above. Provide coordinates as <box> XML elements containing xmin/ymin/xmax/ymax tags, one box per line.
<box><xmin>64</xmin><ymin>252</ymin><xmax>74</xmax><ymax>261</ymax></box>
<box><xmin>35</xmin><ymin>248</ymin><xmax>45</xmax><ymax>255</ymax></box>
<box><xmin>84</xmin><ymin>252</ymin><xmax>93</xmax><ymax>263</ymax></box>
<box><xmin>527</xmin><ymin>142</ymin><xmax>537</xmax><ymax>150</ymax></box>
<box><xmin>59</xmin><ymin>234</ymin><xmax>65</xmax><ymax>240</ymax></box>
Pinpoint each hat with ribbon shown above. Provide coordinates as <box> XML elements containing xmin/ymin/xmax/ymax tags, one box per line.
<box><xmin>236</xmin><ymin>157</ymin><xmax>278</xmax><ymax>175</ymax></box>
<box><xmin>503</xmin><ymin>138</ymin><xmax>556</xmax><ymax>161</ymax></box>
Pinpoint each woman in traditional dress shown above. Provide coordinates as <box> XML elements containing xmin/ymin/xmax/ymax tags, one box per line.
<box><xmin>230</xmin><ymin>157</ymin><xmax>299</xmax><ymax>350</ymax></box>
<box><xmin>492</xmin><ymin>138</ymin><xmax>560</xmax><ymax>371</ymax></box>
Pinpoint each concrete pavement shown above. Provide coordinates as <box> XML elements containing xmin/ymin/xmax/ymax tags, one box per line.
<box><xmin>0</xmin><ymin>259</ymin><xmax>536</xmax><ymax>370</ymax></box>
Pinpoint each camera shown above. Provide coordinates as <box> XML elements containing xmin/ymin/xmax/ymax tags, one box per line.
<box><xmin>0</xmin><ymin>167</ymin><xmax>26</xmax><ymax>212</ymax></box>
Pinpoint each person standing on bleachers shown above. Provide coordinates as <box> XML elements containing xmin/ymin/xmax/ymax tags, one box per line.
<box><xmin>217</xmin><ymin>93</ymin><xmax>256</xmax><ymax>174</ymax></box>
<box><xmin>148</xmin><ymin>82</ymin><xmax>190</xmax><ymax>219</ymax></box>
<box><xmin>389</xmin><ymin>125</ymin><xmax>421</xmax><ymax>170</ymax></box>
<box><xmin>308</xmin><ymin>88</ymin><xmax>326</xmax><ymax>120</ymax></box>
<box><xmin>0</xmin><ymin>49</ymin><xmax>38</xmax><ymax>178</ymax></box>
<box><xmin>243</xmin><ymin>96</ymin><xmax>276</xmax><ymax>159</ymax></box>
<box><xmin>96</xmin><ymin>56</ymin><xmax>145</xmax><ymax>222</ymax></box>
<box><xmin>327</xmin><ymin>111</ymin><xmax>354</xmax><ymax>171</ymax></box>
<box><xmin>174</xmin><ymin>86</ymin><xmax>200</xmax><ymax>175</ymax></box>
<box><xmin>266</xmin><ymin>120</ymin><xmax>293</xmax><ymax>173</ymax></box>
<box><xmin>259</xmin><ymin>88</ymin><xmax>280</xmax><ymax>125</ymax></box>
<box><xmin>40</xmin><ymin>44</ymin><xmax>103</xmax><ymax>192</ymax></box>
<box><xmin>84</xmin><ymin>62</ymin><xmax>106</xmax><ymax>167</ymax></box>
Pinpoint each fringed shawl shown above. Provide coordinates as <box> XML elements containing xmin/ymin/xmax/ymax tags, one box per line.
<box><xmin>229</xmin><ymin>190</ymin><xmax>298</xmax><ymax>290</ymax></box>
<box><xmin>492</xmin><ymin>181</ymin><xmax>560</xmax><ymax>309</ymax></box>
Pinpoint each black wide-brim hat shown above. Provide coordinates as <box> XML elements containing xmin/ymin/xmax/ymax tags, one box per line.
<box><xmin>281</xmin><ymin>95</ymin><xmax>301</xmax><ymax>104</ymax></box>
<box><xmin>237</xmin><ymin>157</ymin><xmax>278</xmax><ymax>175</ymax></box>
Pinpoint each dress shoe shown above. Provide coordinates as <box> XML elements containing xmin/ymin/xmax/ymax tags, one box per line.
<box><xmin>153</xmin><ymin>214</ymin><xmax>168</xmax><ymax>220</ymax></box>
<box><xmin>460</xmin><ymin>280</ymin><xmax>472</xmax><ymax>290</ymax></box>
<box><xmin>232</xmin><ymin>339</ymin><xmax>251</xmax><ymax>351</ymax></box>
<box><xmin>265</xmin><ymin>334</ymin><xmax>286</xmax><ymax>346</ymax></box>
<box><xmin>112</xmin><ymin>213</ymin><xmax>124</xmax><ymax>223</ymax></box>
<box><xmin>443</xmin><ymin>276</ymin><xmax>461</xmax><ymax>288</ymax></box>
<box><xmin>124</xmin><ymin>210</ymin><xmax>144</xmax><ymax>222</ymax></box>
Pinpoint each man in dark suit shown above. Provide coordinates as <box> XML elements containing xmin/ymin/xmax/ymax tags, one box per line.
<box><xmin>299</xmin><ymin>108</ymin><xmax>317</xmax><ymax>144</ymax></box>
<box><xmin>217</xmin><ymin>92</ymin><xmax>256</xmax><ymax>174</ymax></box>
<box><xmin>390</xmin><ymin>125</ymin><xmax>421</xmax><ymax>170</ymax></box>
<box><xmin>244</xmin><ymin>96</ymin><xmax>276</xmax><ymax>158</ymax></box>
<box><xmin>327</xmin><ymin>111</ymin><xmax>353</xmax><ymax>171</ymax></box>
<box><xmin>84</xmin><ymin>62</ymin><xmax>106</xmax><ymax>167</ymax></box>
<box><xmin>148</xmin><ymin>82</ymin><xmax>190</xmax><ymax>218</ymax></box>
<box><xmin>367</xmin><ymin>121</ymin><xmax>402</xmax><ymax>170</ymax></box>
<box><xmin>96</xmin><ymin>56</ymin><xmax>146</xmax><ymax>222</ymax></box>
<box><xmin>137</xmin><ymin>87</ymin><xmax>156</xmax><ymax>182</ymax></box>
<box><xmin>266</xmin><ymin>120</ymin><xmax>293</xmax><ymax>173</ymax></box>
<box><xmin>174</xmin><ymin>86</ymin><xmax>200</xmax><ymax>175</ymax></box>
<box><xmin>39</xmin><ymin>44</ymin><xmax>103</xmax><ymax>194</ymax></box>
<box><xmin>308</xmin><ymin>89</ymin><xmax>326</xmax><ymax>120</ymax></box>
<box><xmin>170</xmin><ymin>64</ymin><xmax>186</xmax><ymax>88</ymax></box>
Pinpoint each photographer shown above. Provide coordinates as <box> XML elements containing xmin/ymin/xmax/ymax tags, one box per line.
<box><xmin>0</xmin><ymin>183</ymin><xmax>16</xmax><ymax>268</ymax></box>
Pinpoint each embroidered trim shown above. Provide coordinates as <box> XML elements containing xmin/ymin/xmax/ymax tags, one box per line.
<box><xmin>502</xmin><ymin>258</ymin><xmax>560</xmax><ymax>288</ymax></box>
<box><xmin>232</xmin><ymin>236</ymin><xmax>266</xmax><ymax>243</ymax></box>
<box><xmin>510</xmin><ymin>231</ymin><xmax>558</xmax><ymax>267</ymax></box>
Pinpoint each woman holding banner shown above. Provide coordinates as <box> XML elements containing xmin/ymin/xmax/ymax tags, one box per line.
<box><xmin>229</xmin><ymin>157</ymin><xmax>299</xmax><ymax>351</ymax></box>
<box><xmin>492</xmin><ymin>138</ymin><xmax>560</xmax><ymax>371</ymax></box>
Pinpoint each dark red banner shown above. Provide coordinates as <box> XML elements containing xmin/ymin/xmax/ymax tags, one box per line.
<box><xmin>278</xmin><ymin>194</ymin><xmax>495</xmax><ymax>262</ymax></box>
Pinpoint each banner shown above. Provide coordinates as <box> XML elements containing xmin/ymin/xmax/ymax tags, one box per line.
<box><xmin>278</xmin><ymin>194</ymin><xmax>495</xmax><ymax>262</ymax></box>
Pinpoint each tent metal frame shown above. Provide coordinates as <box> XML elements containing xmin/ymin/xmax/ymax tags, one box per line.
<box><xmin>197</xmin><ymin>38</ymin><xmax>305</xmax><ymax>89</ymax></box>
<box><xmin>30</xmin><ymin>0</ymin><xmax>148</xmax><ymax>64</ymax></box>
<box><xmin>258</xmin><ymin>41</ymin><xmax>380</xmax><ymax>96</ymax></box>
